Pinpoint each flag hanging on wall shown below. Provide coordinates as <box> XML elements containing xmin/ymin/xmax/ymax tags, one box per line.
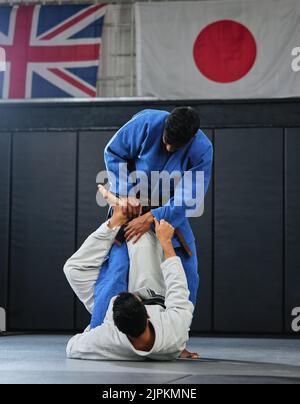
<box><xmin>135</xmin><ymin>0</ymin><xmax>300</xmax><ymax>99</ymax></box>
<box><xmin>0</xmin><ymin>3</ymin><xmax>107</xmax><ymax>99</ymax></box>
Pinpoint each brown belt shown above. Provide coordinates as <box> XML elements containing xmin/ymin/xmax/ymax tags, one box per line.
<box><xmin>174</xmin><ymin>228</ymin><xmax>193</xmax><ymax>257</ymax></box>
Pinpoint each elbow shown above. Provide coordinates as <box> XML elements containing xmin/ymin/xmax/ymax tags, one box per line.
<box><xmin>66</xmin><ymin>334</ymin><xmax>84</xmax><ymax>360</ymax></box>
<box><xmin>66</xmin><ymin>346</ymin><xmax>72</xmax><ymax>359</ymax></box>
<box><xmin>104</xmin><ymin>146</ymin><xmax>109</xmax><ymax>160</ymax></box>
<box><xmin>66</xmin><ymin>338</ymin><xmax>75</xmax><ymax>359</ymax></box>
<box><xmin>63</xmin><ymin>261</ymin><xmax>73</xmax><ymax>282</ymax></box>
<box><xmin>104</xmin><ymin>145</ymin><xmax>113</xmax><ymax>161</ymax></box>
<box><xmin>63</xmin><ymin>262</ymin><xmax>69</xmax><ymax>277</ymax></box>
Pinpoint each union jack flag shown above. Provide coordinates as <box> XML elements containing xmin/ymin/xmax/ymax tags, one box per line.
<box><xmin>0</xmin><ymin>3</ymin><xmax>107</xmax><ymax>99</ymax></box>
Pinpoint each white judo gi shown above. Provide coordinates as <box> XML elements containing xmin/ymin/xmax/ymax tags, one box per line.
<box><xmin>64</xmin><ymin>221</ymin><xmax>194</xmax><ymax>361</ymax></box>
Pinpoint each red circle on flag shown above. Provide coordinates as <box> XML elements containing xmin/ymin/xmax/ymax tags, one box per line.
<box><xmin>193</xmin><ymin>20</ymin><xmax>257</xmax><ymax>83</ymax></box>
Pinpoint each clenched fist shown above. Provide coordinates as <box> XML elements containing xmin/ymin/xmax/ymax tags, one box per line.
<box><xmin>154</xmin><ymin>218</ymin><xmax>175</xmax><ymax>247</ymax></box>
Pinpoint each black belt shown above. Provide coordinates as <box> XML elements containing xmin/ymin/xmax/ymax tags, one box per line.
<box><xmin>142</xmin><ymin>293</ymin><xmax>166</xmax><ymax>309</ymax></box>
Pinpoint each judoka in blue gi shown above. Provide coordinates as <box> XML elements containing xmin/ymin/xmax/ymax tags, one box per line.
<box><xmin>91</xmin><ymin>107</ymin><xmax>213</xmax><ymax>355</ymax></box>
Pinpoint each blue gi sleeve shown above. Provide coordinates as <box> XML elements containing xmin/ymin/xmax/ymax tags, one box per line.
<box><xmin>104</xmin><ymin>111</ymin><xmax>149</xmax><ymax>196</ymax></box>
<box><xmin>151</xmin><ymin>144</ymin><xmax>213</xmax><ymax>229</ymax></box>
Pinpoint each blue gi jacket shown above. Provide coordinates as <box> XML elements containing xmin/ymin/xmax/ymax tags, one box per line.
<box><xmin>104</xmin><ymin>109</ymin><xmax>213</xmax><ymax>248</ymax></box>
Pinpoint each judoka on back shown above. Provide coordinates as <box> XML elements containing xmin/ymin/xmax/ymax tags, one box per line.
<box><xmin>64</xmin><ymin>187</ymin><xmax>194</xmax><ymax>361</ymax></box>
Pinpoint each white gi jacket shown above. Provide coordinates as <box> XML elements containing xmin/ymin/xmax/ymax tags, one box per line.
<box><xmin>64</xmin><ymin>221</ymin><xmax>194</xmax><ymax>361</ymax></box>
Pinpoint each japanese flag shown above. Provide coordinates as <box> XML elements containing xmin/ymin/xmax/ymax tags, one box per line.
<box><xmin>135</xmin><ymin>0</ymin><xmax>300</xmax><ymax>99</ymax></box>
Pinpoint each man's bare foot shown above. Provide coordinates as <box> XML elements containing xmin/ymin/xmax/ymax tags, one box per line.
<box><xmin>180</xmin><ymin>349</ymin><xmax>200</xmax><ymax>360</ymax></box>
<box><xmin>98</xmin><ymin>185</ymin><xmax>120</xmax><ymax>207</ymax></box>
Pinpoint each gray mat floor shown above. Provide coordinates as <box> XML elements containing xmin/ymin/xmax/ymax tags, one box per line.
<box><xmin>0</xmin><ymin>335</ymin><xmax>300</xmax><ymax>384</ymax></box>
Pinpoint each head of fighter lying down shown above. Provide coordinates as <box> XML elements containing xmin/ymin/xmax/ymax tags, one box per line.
<box><xmin>64</xmin><ymin>185</ymin><xmax>199</xmax><ymax>361</ymax></box>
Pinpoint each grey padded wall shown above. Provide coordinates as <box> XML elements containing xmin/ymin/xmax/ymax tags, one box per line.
<box><xmin>76</xmin><ymin>131</ymin><xmax>115</xmax><ymax>330</ymax></box>
<box><xmin>214</xmin><ymin>129</ymin><xmax>284</xmax><ymax>333</ymax></box>
<box><xmin>9</xmin><ymin>132</ymin><xmax>77</xmax><ymax>330</ymax></box>
<box><xmin>285</xmin><ymin>129</ymin><xmax>300</xmax><ymax>332</ymax></box>
<box><xmin>0</xmin><ymin>133</ymin><xmax>10</xmax><ymax>310</ymax></box>
<box><xmin>0</xmin><ymin>99</ymin><xmax>299</xmax><ymax>334</ymax></box>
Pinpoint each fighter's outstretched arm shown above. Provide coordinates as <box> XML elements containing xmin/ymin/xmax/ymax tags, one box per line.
<box><xmin>63</xmin><ymin>186</ymin><xmax>127</xmax><ymax>314</ymax></box>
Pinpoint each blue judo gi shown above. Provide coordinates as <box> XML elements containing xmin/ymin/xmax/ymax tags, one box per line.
<box><xmin>90</xmin><ymin>109</ymin><xmax>213</xmax><ymax>328</ymax></box>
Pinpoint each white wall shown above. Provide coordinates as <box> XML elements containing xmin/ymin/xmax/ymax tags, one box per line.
<box><xmin>99</xmin><ymin>3</ymin><xmax>136</xmax><ymax>97</ymax></box>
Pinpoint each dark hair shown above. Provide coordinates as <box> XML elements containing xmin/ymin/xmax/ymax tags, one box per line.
<box><xmin>164</xmin><ymin>107</ymin><xmax>200</xmax><ymax>148</ymax></box>
<box><xmin>113</xmin><ymin>292</ymin><xmax>148</xmax><ymax>338</ymax></box>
